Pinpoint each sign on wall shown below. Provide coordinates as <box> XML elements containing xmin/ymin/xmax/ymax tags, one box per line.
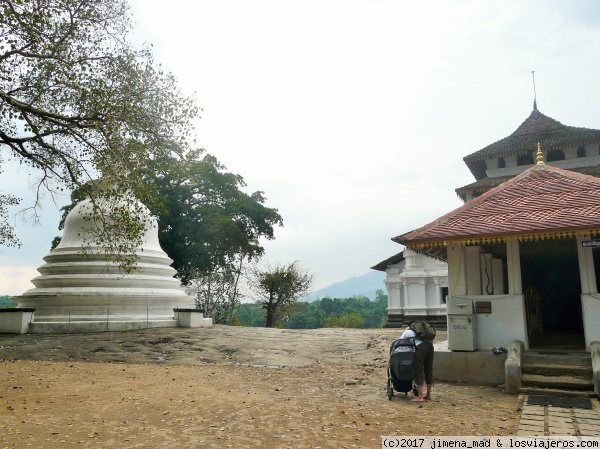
<box><xmin>581</xmin><ymin>239</ymin><xmax>600</xmax><ymax>248</ymax></box>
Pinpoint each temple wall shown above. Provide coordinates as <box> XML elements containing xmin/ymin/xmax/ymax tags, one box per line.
<box><xmin>473</xmin><ymin>294</ymin><xmax>528</xmax><ymax>350</ymax></box>
<box><xmin>581</xmin><ymin>294</ymin><xmax>600</xmax><ymax>349</ymax></box>
<box><xmin>383</xmin><ymin>251</ymin><xmax>448</xmax><ymax>327</ymax></box>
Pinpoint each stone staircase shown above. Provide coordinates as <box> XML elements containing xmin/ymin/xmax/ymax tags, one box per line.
<box><xmin>518</xmin><ymin>350</ymin><xmax>595</xmax><ymax>398</ymax></box>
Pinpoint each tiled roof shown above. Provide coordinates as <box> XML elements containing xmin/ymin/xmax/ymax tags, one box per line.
<box><xmin>370</xmin><ymin>251</ymin><xmax>404</xmax><ymax>271</ymax></box>
<box><xmin>395</xmin><ymin>163</ymin><xmax>600</xmax><ymax>246</ymax></box>
<box><xmin>454</xmin><ymin>165</ymin><xmax>600</xmax><ymax>201</ymax></box>
<box><xmin>455</xmin><ymin>176</ymin><xmax>513</xmax><ymax>196</ymax></box>
<box><xmin>464</xmin><ymin>108</ymin><xmax>600</xmax><ymax>163</ymax></box>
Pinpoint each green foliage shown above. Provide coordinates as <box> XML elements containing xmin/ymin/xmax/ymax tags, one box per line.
<box><xmin>1</xmin><ymin>0</ymin><xmax>198</xmax><ymax>268</ymax></box>
<box><xmin>137</xmin><ymin>149</ymin><xmax>283</xmax><ymax>284</ymax></box>
<box><xmin>285</xmin><ymin>290</ymin><xmax>388</xmax><ymax>329</ymax></box>
<box><xmin>231</xmin><ymin>303</ymin><xmax>266</xmax><ymax>327</ymax></box>
<box><xmin>52</xmin><ymin>149</ymin><xmax>282</xmax><ymax>288</ymax></box>
<box><xmin>234</xmin><ymin>289</ymin><xmax>388</xmax><ymax>329</ymax></box>
<box><xmin>248</xmin><ymin>261</ymin><xmax>314</xmax><ymax>328</ymax></box>
<box><xmin>322</xmin><ymin>313</ymin><xmax>365</xmax><ymax>328</ymax></box>
<box><xmin>0</xmin><ymin>193</ymin><xmax>20</xmax><ymax>247</ymax></box>
<box><xmin>0</xmin><ymin>295</ymin><xmax>17</xmax><ymax>308</ymax></box>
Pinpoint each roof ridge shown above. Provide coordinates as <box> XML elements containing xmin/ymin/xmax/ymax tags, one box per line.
<box><xmin>509</xmin><ymin>109</ymin><xmax>565</xmax><ymax>137</ymax></box>
<box><xmin>463</xmin><ymin>110</ymin><xmax>600</xmax><ymax>172</ymax></box>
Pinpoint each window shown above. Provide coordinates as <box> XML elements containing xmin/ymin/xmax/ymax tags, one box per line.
<box><xmin>440</xmin><ymin>287</ymin><xmax>448</xmax><ymax>304</ymax></box>
<box><xmin>546</xmin><ymin>149</ymin><xmax>565</xmax><ymax>162</ymax></box>
<box><xmin>577</xmin><ymin>145</ymin><xmax>586</xmax><ymax>158</ymax></box>
<box><xmin>497</xmin><ymin>157</ymin><xmax>506</xmax><ymax>168</ymax></box>
<box><xmin>517</xmin><ymin>152</ymin><xmax>534</xmax><ymax>166</ymax></box>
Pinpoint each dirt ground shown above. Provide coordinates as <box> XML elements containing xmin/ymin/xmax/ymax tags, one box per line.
<box><xmin>0</xmin><ymin>325</ymin><xmax>521</xmax><ymax>448</ymax></box>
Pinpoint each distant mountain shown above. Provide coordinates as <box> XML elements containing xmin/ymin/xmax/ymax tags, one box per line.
<box><xmin>309</xmin><ymin>271</ymin><xmax>386</xmax><ymax>301</ymax></box>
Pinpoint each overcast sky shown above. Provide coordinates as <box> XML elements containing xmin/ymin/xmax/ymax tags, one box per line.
<box><xmin>2</xmin><ymin>0</ymin><xmax>600</xmax><ymax>295</ymax></box>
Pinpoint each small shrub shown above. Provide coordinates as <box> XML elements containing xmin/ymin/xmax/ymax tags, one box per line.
<box><xmin>322</xmin><ymin>313</ymin><xmax>365</xmax><ymax>328</ymax></box>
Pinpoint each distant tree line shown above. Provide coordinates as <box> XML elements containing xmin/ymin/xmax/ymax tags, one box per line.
<box><xmin>0</xmin><ymin>296</ymin><xmax>16</xmax><ymax>308</ymax></box>
<box><xmin>0</xmin><ymin>290</ymin><xmax>388</xmax><ymax>328</ymax></box>
<box><xmin>231</xmin><ymin>290</ymin><xmax>388</xmax><ymax>329</ymax></box>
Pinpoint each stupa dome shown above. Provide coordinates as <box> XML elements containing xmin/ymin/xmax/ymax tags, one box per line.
<box><xmin>16</xmin><ymin>193</ymin><xmax>195</xmax><ymax>333</ymax></box>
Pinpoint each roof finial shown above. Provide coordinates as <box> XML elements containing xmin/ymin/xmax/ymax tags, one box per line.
<box><xmin>532</xmin><ymin>71</ymin><xmax>537</xmax><ymax>110</ymax></box>
<box><xmin>536</xmin><ymin>142</ymin><xmax>544</xmax><ymax>165</ymax></box>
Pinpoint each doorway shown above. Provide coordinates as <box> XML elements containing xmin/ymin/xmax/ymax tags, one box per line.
<box><xmin>519</xmin><ymin>237</ymin><xmax>585</xmax><ymax>349</ymax></box>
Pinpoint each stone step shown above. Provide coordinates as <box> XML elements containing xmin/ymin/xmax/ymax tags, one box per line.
<box><xmin>522</xmin><ymin>363</ymin><xmax>592</xmax><ymax>377</ymax></box>
<box><xmin>522</xmin><ymin>352</ymin><xmax>591</xmax><ymax>367</ymax></box>
<box><xmin>518</xmin><ymin>386</ymin><xmax>597</xmax><ymax>398</ymax></box>
<box><xmin>521</xmin><ymin>373</ymin><xmax>593</xmax><ymax>390</ymax></box>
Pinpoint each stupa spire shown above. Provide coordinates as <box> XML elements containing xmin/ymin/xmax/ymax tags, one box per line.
<box><xmin>536</xmin><ymin>142</ymin><xmax>544</xmax><ymax>165</ymax></box>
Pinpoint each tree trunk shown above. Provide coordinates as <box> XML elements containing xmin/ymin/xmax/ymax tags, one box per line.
<box><xmin>265</xmin><ymin>291</ymin><xmax>275</xmax><ymax>327</ymax></box>
<box><xmin>265</xmin><ymin>307</ymin><xmax>274</xmax><ymax>327</ymax></box>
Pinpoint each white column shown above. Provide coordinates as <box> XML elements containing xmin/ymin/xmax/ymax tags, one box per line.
<box><xmin>434</xmin><ymin>278</ymin><xmax>442</xmax><ymax>304</ymax></box>
<box><xmin>402</xmin><ymin>280</ymin><xmax>409</xmax><ymax>307</ymax></box>
<box><xmin>447</xmin><ymin>245</ymin><xmax>467</xmax><ymax>295</ymax></box>
<box><xmin>492</xmin><ymin>258</ymin><xmax>505</xmax><ymax>294</ymax></box>
<box><xmin>506</xmin><ymin>239</ymin><xmax>522</xmax><ymax>295</ymax></box>
<box><xmin>577</xmin><ymin>237</ymin><xmax>598</xmax><ymax>294</ymax></box>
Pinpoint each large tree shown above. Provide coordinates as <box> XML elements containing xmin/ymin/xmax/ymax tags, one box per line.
<box><xmin>1</xmin><ymin>0</ymin><xmax>198</xmax><ymax>268</ymax></box>
<box><xmin>54</xmin><ymin>149</ymin><xmax>283</xmax><ymax>304</ymax></box>
<box><xmin>137</xmin><ymin>149</ymin><xmax>283</xmax><ymax>284</ymax></box>
<box><xmin>248</xmin><ymin>261</ymin><xmax>313</xmax><ymax>328</ymax></box>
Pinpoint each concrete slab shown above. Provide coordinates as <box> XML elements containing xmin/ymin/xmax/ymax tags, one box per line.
<box><xmin>521</xmin><ymin>416</ymin><xmax>544</xmax><ymax>423</ymax></box>
<box><xmin>575</xmin><ymin>409</ymin><xmax>600</xmax><ymax>417</ymax></box>
<box><xmin>548</xmin><ymin>427</ymin><xmax>577</xmax><ymax>436</ymax></box>
<box><xmin>517</xmin><ymin>430</ymin><xmax>545</xmax><ymax>436</ymax></box>
<box><xmin>547</xmin><ymin>420</ymin><xmax>573</xmax><ymax>426</ymax></box>
<box><xmin>576</xmin><ymin>416</ymin><xmax>600</xmax><ymax>423</ymax></box>
<box><xmin>522</xmin><ymin>411</ymin><xmax>544</xmax><ymax>417</ymax></box>
<box><xmin>518</xmin><ymin>395</ymin><xmax>600</xmax><ymax>438</ymax></box>
<box><xmin>518</xmin><ymin>420</ymin><xmax>544</xmax><ymax>427</ymax></box>
<box><xmin>522</xmin><ymin>406</ymin><xmax>545</xmax><ymax>415</ymax></box>
<box><xmin>577</xmin><ymin>423</ymin><xmax>600</xmax><ymax>432</ymax></box>
<box><xmin>521</xmin><ymin>415</ymin><xmax>544</xmax><ymax>420</ymax></box>
<box><xmin>518</xmin><ymin>424</ymin><xmax>545</xmax><ymax>432</ymax></box>
<box><xmin>433</xmin><ymin>341</ymin><xmax>506</xmax><ymax>384</ymax></box>
<box><xmin>548</xmin><ymin>412</ymin><xmax>572</xmax><ymax>418</ymax></box>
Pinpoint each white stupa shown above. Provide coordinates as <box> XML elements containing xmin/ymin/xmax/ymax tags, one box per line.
<box><xmin>9</xmin><ymin>194</ymin><xmax>211</xmax><ymax>334</ymax></box>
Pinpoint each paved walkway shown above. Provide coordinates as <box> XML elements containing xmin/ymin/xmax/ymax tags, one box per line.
<box><xmin>518</xmin><ymin>396</ymin><xmax>600</xmax><ymax>436</ymax></box>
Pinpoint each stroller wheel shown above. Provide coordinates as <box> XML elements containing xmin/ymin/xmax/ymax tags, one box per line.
<box><xmin>386</xmin><ymin>383</ymin><xmax>394</xmax><ymax>400</ymax></box>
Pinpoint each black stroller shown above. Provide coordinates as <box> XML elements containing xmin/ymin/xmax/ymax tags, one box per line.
<box><xmin>386</xmin><ymin>337</ymin><xmax>418</xmax><ymax>400</ymax></box>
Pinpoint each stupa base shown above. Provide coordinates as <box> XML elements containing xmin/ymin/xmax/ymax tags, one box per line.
<box><xmin>0</xmin><ymin>309</ymin><xmax>213</xmax><ymax>334</ymax></box>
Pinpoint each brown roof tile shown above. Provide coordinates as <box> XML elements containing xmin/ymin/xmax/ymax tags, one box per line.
<box><xmin>455</xmin><ymin>165</ymin><xmax>600</xmax><ymax>200</ymax></box>
<box><xmin>370</xmin><ymin>251</ymin><xmax>405</xmax><ymax>271</ymax></box>
<box><xmin>462</xmin><ymin>107</ymin><xmax>600</xmax><ymax>181</ymax></box>
<box><xmin>395</xmin><ymin>164</ymin><xmax>600</xmax><ymax>246</ymax></box>
<box><xmin>464</xmin><ymin>108</ymin><xmax>600</xmax><ymax>163</ymax></box>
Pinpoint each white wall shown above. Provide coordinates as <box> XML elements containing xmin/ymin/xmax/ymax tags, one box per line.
<box><xmin>384</xmin><ymin>251</ymin><xmax>448</xmax><ymax>318</ymax></box>
<box><xmin>472</xmin><ymin>294</ymin><xmax>528</xmax><ymax>350</ymax></box>
<box><xmin>581</xmin><ymin>294</ymin><xmax>600</xmax><ymax>349</ymax></box>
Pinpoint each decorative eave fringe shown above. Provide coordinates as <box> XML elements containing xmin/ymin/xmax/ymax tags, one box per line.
<box><xmin>405</xmin><ymin>228</ymin><xmax>600</xmax><ymax>250</ymax></box>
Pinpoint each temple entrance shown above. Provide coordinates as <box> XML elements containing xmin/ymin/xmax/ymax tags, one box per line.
<box><xmin>519</xmin><ymin>237</ymin><xmax>585</xmax><ymax>349</ymax></box>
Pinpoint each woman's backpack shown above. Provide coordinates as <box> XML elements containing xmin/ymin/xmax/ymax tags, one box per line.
<box><xmin>410</xmin><ymin>321</ymin><xmax>436</xmax><ymax>341</ymax></box>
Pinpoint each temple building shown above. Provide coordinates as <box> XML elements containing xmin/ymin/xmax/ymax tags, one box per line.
<box><xmin>456</xmin><ymin>101</ymin><xmax>600</xmax><ymax>202</ymax></box>
<box><xmin>393</xmin><ymin>103</ymin><xmax>600</xmax><ymax>352</ymax></box>
<box><xmin>371</xmin><ymin>250</ymin><xmax>448</xmax><ymax>329</ymax></box>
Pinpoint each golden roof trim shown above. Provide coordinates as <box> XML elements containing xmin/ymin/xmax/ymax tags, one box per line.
<box><xmin>405</xmin><ymin>228</ymin><xmax>600</xmax><ymax>250</ymax></box>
